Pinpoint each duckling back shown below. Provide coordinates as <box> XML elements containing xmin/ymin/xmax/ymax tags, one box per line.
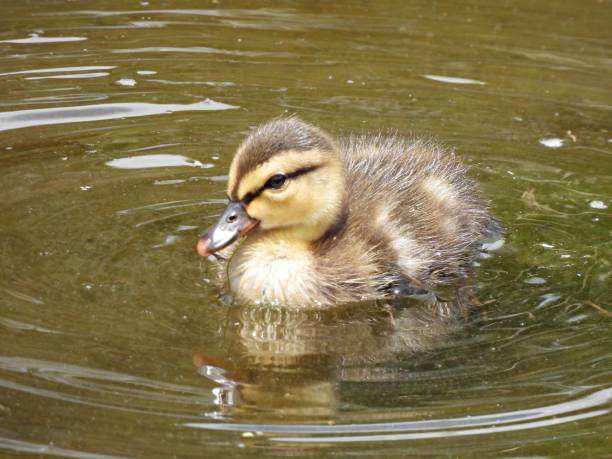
<box><xmin>311</xmin><ymin>133</ymin><xmax>494</xmax><ymax>302</ymax></box>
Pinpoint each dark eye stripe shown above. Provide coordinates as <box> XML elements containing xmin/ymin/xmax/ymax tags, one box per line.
<box><xmin>286</xmin><ymin>165</ymin><xmax>319</xmax><ymax>179</ymax></box>
<box><xmin>240</xmin><ymin>164</ymin><xmax>320</xmax><ymax>205</ymax></box>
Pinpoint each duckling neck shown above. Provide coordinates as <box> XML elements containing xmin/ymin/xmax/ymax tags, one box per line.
<box><xmin>317</xmin><ymin>199</ymin><xmax>349</xmax><ymax>243</ymax></box>
<box><xmin>296</xmin><ymin>159</ymin><xmax>348</xmax><ymax>244</ymax></box>
<box><xmin>269</xmin><ymin>202</ymin><xmax>348</xmax><ymax>245</ymax></box>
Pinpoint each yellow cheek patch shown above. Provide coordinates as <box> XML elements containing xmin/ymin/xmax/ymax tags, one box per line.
<box><xmin>245</xmin><ymin>185</ymin><xmax>310</xmax><ymax>228</ymax></box>
<box><xmin>245</xmin><ymin>197</ymin><xmax>271</xmax><ymax>219</ymax></box>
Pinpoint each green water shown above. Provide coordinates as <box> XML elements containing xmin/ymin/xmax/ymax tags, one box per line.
<box><xmin>1</xmin><ymin>1</ymin><xmax>610</xmax><ymax>457</ymax></box>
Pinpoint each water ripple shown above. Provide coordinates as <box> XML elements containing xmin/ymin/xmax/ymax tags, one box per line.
<box><xmin>112</xmin><ymin>46</ymin><xmax>293</xmax><ymax>58</ymax></box>
<box><xmin>269</xmin><ymin>410</ymin><xmax>607</xmax><ymax>443</ymax></box>
<box><xmin>106</xmin><ymin>154</ymin><xmax>213</xmax><ymax>170</ymax></box>
<box><xmin>0</xmin><ymin>65</ymin><xmax>116</xmax><ymax>77</ymax></box>
<box><xmin>0</xmin><ymin>36</ymin><xmax>87</xmax><ymax>44</ymax></box>
<box><xmin>0</xmin><ymin>99</ymin><xmax>238</xmax><ymax>131</ymax></box>
<box><xmin>0</xmin><ymin>357</ymin><xmax>213</xmax><ymax>413</ymax></box>
<box><xmin>423</xmin><ymin>75</ymin><xmax>486</xmax><ymax>85</ymax></box>
<box><xmin>0</xmin><ymin>437</ymin><xmax>127</xmax><ymax>459</ymax></box>
<box><xmin>25</xmin><ymin>72</ymin><xmax>110</xmax><ymax>80</ymax></box>
<box><xmin>185</xmin><ymin>388</ymin><xmax>611</xmax><ymax>442</ymax></box>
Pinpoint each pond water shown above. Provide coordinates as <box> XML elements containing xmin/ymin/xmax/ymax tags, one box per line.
<box><xmin>1</xmin><ymin>1</ymin><xmax>610</xmax><ymax>457</ymax></box>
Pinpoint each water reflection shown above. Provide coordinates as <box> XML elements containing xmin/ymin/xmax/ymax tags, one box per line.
<box><xmin>193</xmin><ymin>292</ymin><xmax>472</xmax><ymax>419</ymax></box>
<box><xmin>423</xmin><ymin>75</ymin><xmax>486</xmax><ymax>85</ymax></box>
<box><xmin>106</xmin><ymin>154</ymin><xmax>212</xmax><ymax>170</ymax></box>
<box><xmin>0</xmin><ymin>36</ymin><xmax>87</xmax><ymax>44</ymax></box>
<box><xmin>188</xmin><ymin>293</ymin><xmax>611</xmax><ymax>442</ymax></box>
<box><xmin>0</xmin><ymin>65</ymin><xmax>116</xmax><ymax>76</ymax></box>
<box><xmin>0</xmin><ymin>99</ymin><xmax>238</xmax><ymax>132</ymax></box>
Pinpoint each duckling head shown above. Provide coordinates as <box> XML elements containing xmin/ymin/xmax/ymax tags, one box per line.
<box><xmin>197</xmin><ymin>117</ymin><xmax>345</xmax><ymax>256</ymax></box>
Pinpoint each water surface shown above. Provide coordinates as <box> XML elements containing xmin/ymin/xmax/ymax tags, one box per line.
<box><xmin>1</xmin><ymin>1</ymin><xmax>610</xmax><ymax>458</ymax></box>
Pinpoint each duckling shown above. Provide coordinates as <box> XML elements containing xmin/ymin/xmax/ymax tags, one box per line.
<box><xmin>197</xmin><ymin>117</ymin><xmax>497</xmax><ymax>307</ymax></box>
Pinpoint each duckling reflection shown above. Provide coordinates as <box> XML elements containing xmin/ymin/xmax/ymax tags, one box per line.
<box><xmin>194</xmin><ymin>291</ymin><xmax>473</xmax><ymax>419</ymax></box>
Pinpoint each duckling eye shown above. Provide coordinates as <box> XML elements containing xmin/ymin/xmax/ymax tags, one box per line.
<box><xmin>265</xmin><ymin>174</ymin><xmax>287</xmax><ymax>190</ymax></box>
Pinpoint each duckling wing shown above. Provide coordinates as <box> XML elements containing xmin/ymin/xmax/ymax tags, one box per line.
<box><xmin>337</xmin><ymin>133</ymin><xmax>494</xmax><ymax>288</ymax></box>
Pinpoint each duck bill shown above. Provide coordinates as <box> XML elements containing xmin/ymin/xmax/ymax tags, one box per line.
<box><xmin>196</xmin><ymin>201</ymin><xmax>259</xmax><ymax>257</ymax></box>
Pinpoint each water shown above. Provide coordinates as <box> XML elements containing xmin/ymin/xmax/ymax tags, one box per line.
<box><xmin>1</xmin><ymin>1</ymin><xmax>610</xmax><ymax>457</ymax></box>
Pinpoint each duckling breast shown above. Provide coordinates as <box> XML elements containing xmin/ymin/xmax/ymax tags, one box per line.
<box><xmin>228</xmin><ymin>236</ymin><xmax>321</xmax><ymax>305</ymax></box>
